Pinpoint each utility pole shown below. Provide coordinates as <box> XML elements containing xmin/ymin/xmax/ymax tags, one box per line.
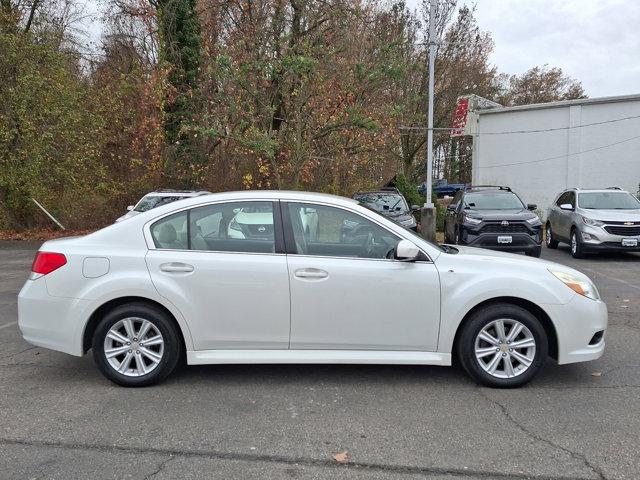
<box><xmin>420</xmin><ymin>0</ymin><xmax>438</xmax><ymax>241</ymax></box>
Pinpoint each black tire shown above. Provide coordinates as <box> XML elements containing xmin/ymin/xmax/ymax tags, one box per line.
<box><xmin>457</xmin><ymin>303</ymin><xmax>548</xmax><ymax>388</ymax></box>
<box><xmin>545</xmin><ymin>223</ymin><xmax>559</xmax><ymax>249</ymax></box>
<box><xmin>525</xmin><ymin>246</ymin><xmax>542</xmax><ymax>258</ymax></box>
<box><xmin>570</xmin><ymin>228</ymin><xmax>586</xmax><ymax>259</ymax></box>
<box><xmin>92</xmin><ymin>303</ymin><xmax>182</xmax><ymax>387</ymax></box>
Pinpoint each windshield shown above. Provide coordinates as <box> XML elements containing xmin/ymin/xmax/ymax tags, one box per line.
<box><xmin>354</xmin><ymin>193</ymin><xmax>409</xmax><ymax>215</ymax></box>
<box><xmin>134</xmin><ymin>195</ymin><xmax>189</xmax><ymax>212</ymax></box>
<box><xmin>578</xmin><ymin>192</ymin><xmax>640</xmax><ymax>210</ymax></box>
<box><xmin>464</xmin><ymin>192</ymin><xmax>524</xmax><ymax>210</ymax></box>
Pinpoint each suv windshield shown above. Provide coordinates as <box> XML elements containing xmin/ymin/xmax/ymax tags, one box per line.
<box><xmin>354</xmin><ymin>193</ymin><xmax>409</xmax><ymax>215</ymax></box>
<box><xmin>464</xmin><ymin>192</ymin><xmax>524</xmax><ymax>210</ymax></box>
<box><xmin>578</xmin><ymin>192</ymin><xmax>640</xmax><ymax>210</ymax></box>
<box><xmin>134</xmin><ymin>195</ymin><xmax>188</xmax><ymax>212</ymax></box>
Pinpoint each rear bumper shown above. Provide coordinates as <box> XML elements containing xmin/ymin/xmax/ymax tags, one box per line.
<box><xmin>18</xmin><ymin>277</ymin><xmax>87</xmax><ymax>356</ymax></box>
<box><xmin>544</xmin><ymin>294</ymin><xmax>608</xmax><ymax>365</ymax></box>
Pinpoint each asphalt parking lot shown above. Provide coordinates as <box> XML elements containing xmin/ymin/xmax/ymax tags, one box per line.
<box><xmin>0</xmin><ymin>241</ymin><xmax>638</xmax><ymax>480</ymax></box>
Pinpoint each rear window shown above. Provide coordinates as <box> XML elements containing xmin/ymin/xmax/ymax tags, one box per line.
<box><xmin>135</xmin><ymin>195</ymin><xmax>188</xmax><ymax>212</ymax></box>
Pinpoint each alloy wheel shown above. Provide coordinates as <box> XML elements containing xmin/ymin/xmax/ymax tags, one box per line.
<box><xmin>103</xmin><ymin>317</ymin><xmax>165</xmax><ymax>377</ymax></box>
<box><xmin>546</xmin><ymin>225</ymin><xmax>552</xmax><ymax>245</ymax></box>
<box><xmin>474</xmin><ymin>318</ymin><xmax>536</xmax><ymax>379</ymax></box>
<box><xmin>571</xmin><ymin>233</ymin><xmax>577</xmax><ymax>255</ymax></box>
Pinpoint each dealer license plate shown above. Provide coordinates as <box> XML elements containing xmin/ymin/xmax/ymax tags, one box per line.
<box><xmin>497</xmin><ymin>235</ymin><xmax>513</xmax><ymax>244</ymax></box>
<box><xmin>622</xmin><ymin>238</ymin><xmax>638</xmax><ymax>247</ymax></box>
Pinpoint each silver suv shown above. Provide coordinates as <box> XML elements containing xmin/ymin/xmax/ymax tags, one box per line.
<box><xmin>546</xmin><ymin>187</ymin><xmax>640</xmax><ymax>258</ymax></box>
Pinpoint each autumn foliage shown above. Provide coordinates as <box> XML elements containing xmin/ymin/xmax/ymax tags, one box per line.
<box><xmin>0</xmin><ymin>0</ymin><xmax>586</xmax><ymax>230</ymax></box>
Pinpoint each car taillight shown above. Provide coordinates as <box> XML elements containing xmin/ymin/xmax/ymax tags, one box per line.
<box><xmin>31</xmin><ymin>252</ymin><xmax>67</xmax><ymax>275</ymax></box>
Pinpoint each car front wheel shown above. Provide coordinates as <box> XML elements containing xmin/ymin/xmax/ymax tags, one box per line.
<box><xmin>458</xmin><ymin>303</ymin><xmax>548</xmax><ymax>388</ymax></box>
<box><xmin>92</xmin><ymin>303</ymin><xmax>182</xmax><ymax>387</ymax></box>
<box><xmin>570</xmin><ymin>229</ymin><xmax>586</xmax><ymax>259</ymax></box>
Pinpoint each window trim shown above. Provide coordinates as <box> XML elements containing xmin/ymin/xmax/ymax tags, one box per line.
<box><xmin>144</xmin><ymin>199</ymin><xmax>283</xmax><ymax>255</ymax></box>
<box><xmin>280</xmin><ymin>199</ymin><xmax>433</xmax><ymax>263</ymax></box>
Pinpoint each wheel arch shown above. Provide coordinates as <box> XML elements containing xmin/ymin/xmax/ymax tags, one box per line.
<box><xmin>82</xmin><ymin>296</ymin><xmax>187</xmax><ymax>355</ymax></box>
<box><xmin>452</xmin><ymin>296</ymin><xmax>558</xmax><ymax>360</ymax></box>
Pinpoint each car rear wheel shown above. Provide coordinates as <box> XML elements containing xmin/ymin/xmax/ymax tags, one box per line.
<box><xmin>93</xmin><ymin>303</ymin><xmax>181</xmax><ymax>387</ymax></box>
<box><xmin>458</xmin><ymin>304</ymin><xmax>548</xmax><ymax>388</ymax></box>
<box><xmin>570</xmin><ymin>229</ymin><xmax>586</xmax><ymax>259</ymax></box>
<box><xmin>545</xmin><ymin>223</ymin><xmax>559</xmax><ymax>249</ymax></box>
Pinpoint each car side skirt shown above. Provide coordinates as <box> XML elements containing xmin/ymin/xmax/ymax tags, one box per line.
<box><xmin>187</xmin><ymin>350</ymin><xmax>451</xmax><ymax>366</ymax></box>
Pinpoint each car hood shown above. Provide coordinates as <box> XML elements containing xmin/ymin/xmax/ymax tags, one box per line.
<box><xmin>465</xmin><ymin>209</ymin><xmax>537</xmax><ymax>222</ymax></box>
<box><xmin>385</xmin><ymin>212</ymin><xmax>415</xmax><ymax>223</ymax></box>
<box><xmin>579</xmin><ymin>209</ymin><xmax>640</xmax><ymax>222</ymax></box>
<box><xmin>448</xmin><ymin>245</ymin><xmax>570</xmax><ymax>270</ymax></box>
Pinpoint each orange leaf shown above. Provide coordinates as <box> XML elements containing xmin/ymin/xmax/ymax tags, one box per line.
<box><xmin>332</xmin><ymin>451</ymin><xmax>349</xmax><ymax>464</ymax></box>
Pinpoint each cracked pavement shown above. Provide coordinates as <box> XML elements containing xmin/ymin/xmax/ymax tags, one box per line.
<box><xmin>0</xmin><ymin>241</ymin><xmax>638</xmax><ymax>479</ymax></box>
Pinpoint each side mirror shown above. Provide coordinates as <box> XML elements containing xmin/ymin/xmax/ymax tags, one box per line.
<box><xmin>395</xmin><ymin>239</ymin><xmax>421</xmax><ymax>261</ymax></box>
<box><xmin>527</xmin><ymin>204</ymin><xmax>537</xmax><ymax>211</ymax></box>
<box><xmin>560</xmin><ymin>203</ymin><xmax>573</xmax><ymax>211</ymax></box>
<box><xmin>126</xmin><ymin>205</ymin><xmax>134</xmax><ymax>211</ymax></box>
<box><xmin>411</xmin><ymin>204</ymin><xmax>420</xmax><ymax>212</ymax></box>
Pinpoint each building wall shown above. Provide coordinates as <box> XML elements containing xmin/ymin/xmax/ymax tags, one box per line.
<box><xmin>472</xmin><ymin>97</ymin><xmax>640</xmax><ymax>216</ymax></box>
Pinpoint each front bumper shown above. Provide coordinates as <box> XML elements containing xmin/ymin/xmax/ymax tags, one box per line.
<box><xmin>544</xmin><ymin>293</ymin><xmax>608</xmax><ymax>364</ymax></box>
<box><xmin>460</xmin><ymin>226</ymin><xmax>542</xmax><ymax>253</ymax></box>
<box><xmin>578</xmin><ymin>226</ymin><xmax>640</xmax><ymax>252</ymax></box>
<box><xmin>18</xmin><ymin>277</ymin><xmax>88</xmax><ymax>356</ymax></box>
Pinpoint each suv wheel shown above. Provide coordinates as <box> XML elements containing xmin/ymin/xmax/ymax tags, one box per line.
<box><xmin>458</xmin><ymin>303</ymin><xmax>548</xmax><ymax>388</ymax></box>
<box><xmin>545</xmin><ymin>223</ymin><xmax>559</xmax><ymax>249</ymax></box>
<box><xmin>93</xmin><ymin>303</ymin><xmax>182</xmax><ymax>387</ymax></box>
<box><xmin>570</xmin><ymin>229</ymin><xmax>586</xmax><ymax>259</ymax></box>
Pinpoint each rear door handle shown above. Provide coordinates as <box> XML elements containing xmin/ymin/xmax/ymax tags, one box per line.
<box><xmin>160</xmin><ymin>262</ymin><xmax>194</xmax><ymax>273</ymax></box>
<box><xmin>294</xmin><ymin>268</ymin><xmax>328</xmax><ymax>279</ymax></box>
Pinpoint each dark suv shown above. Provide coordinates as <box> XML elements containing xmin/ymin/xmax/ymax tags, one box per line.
<box><xmin>353</xmin><ymin>188</ymin><xmax>419</xmax><ymax>231</ymax></box>
<box><xmin>444</xmin><ymin>186</ymin><xmax>542</xmax><ymax>257</ymax></box>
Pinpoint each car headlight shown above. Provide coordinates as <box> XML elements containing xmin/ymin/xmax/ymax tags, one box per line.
<box><xmin>401</xmin><ymin>217</ymin><xmax>416</xmax><ymax>226</ymax></box>
<box><xmin>549</xmin><ymin>269</ymin><xmax>600</xmax><ymax>301</ymax></box>
<box><xmin>526</xmin><ymin>216</ymin><xmax>541</xmax><ymax>225</ymax></box>
<box><xmin>463</xmin><ymin>215</ymin><xmax>482</xmax><ymax>225</ymax></box>
<box><xmin>582</xmin><ymin>216</ymin><xmax>604</xmax><ymax>227</ymax></box>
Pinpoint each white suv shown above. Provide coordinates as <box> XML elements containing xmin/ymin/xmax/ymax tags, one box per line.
<box><xmin>546</xmin><ymin>187</ymin><xmax>640</xmax><ymax>258</ymax></box>
<box><xmin>115</xmin><ymin>189</ymin><xmax>211</xmax><ymax>222</ymax></box>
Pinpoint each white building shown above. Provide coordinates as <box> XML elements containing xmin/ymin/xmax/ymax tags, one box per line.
<box><xmin>471</xmin><ymin>94</ymin><xmax>640</xmax><ymax>214</ymax></box>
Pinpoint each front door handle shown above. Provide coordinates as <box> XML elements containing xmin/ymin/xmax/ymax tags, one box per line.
<box><xmin>160</xmin><ymin>262</ymin><xmax>194</xmax><ymax>273</ymax></box>
<box><xmin>294</xmin><ymin>268</ymin><xmax>329</xmax><ymax>279</ymax></box>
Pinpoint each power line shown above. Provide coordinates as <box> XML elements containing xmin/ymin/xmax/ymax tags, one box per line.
<box><xmin>399</xmin><ymin>113</ymin><xmax>640</xmax><ymax>136</ymax></box>
<box><xmin>478</xmin><ymin>133</ymin><xmax>640</xmax><ymax>169</ymax></box>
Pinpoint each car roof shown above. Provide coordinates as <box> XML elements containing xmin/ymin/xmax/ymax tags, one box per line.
<box><xmin>564</xmin><ymin>188</ymin><xmax>630</xmax><ymax>194</ymax></box>
<box><xmin>140</xmin><ymin>190</ymin><xmax>357</xmax><ymax>216</ymax></box>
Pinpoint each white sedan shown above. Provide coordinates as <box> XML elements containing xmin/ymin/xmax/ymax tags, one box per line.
<box><xmin>18</xmin><ymin>191</ymin><xmax>607</xmax><ymax>388</ymax></box>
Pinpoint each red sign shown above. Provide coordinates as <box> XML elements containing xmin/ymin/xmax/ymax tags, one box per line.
<box><xmin>451</xmin><ymin>97</ymin><xmax>469</xmax><ymax>137</ymax></box>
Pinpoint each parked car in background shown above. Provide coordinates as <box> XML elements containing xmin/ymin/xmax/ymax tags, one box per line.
<box><xmin>444</xmin><ymin>186</ymin><xmax>542</xmax><ymax>257</ymax></box>
<box><xmin>419</xmin><ymin>179</ymin><xmax>470</xmax><ymax>198</ymax></box>
<box><xmin>115</xmin><ymin>189</ymin><xmax>211</xmax><ymax>222</ymax></box>
<box><xmin>546</xmin><ymin>187</ymin><xmax>640</xmax><ymax>258</ymax></box>
<box><xmin>19</xmin><ymin>191</ymin><xmax>607</xmax><ymax>388</ymax></box>
<box><xmin>353</xmin><ymin>188</ymin><xmax>419</xmax><ymax>231</ymax></box>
